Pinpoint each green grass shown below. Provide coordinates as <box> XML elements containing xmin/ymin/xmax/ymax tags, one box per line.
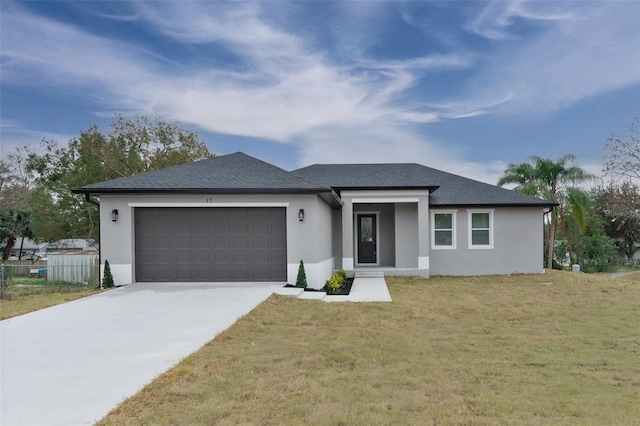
<box><xmin>0</xmin><ymin>278</ymin><xmax>102</xmax><ymax>320</ymax></box>
<box><xmin>98</xmin><ymin>270</ymin><xmax>640</xmax><ymax>425</ymax></box>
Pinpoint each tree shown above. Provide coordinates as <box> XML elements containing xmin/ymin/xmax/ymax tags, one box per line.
<box><xmin>571</xmin><ymin>213</ymin><xmax>620</xmax><ymax>272</ymax></box>
<box><xmin>0</xmin><ymin>210</ymin><xmax>35</xmax><ymax>260</ymax></box>
<box><xmin>593</xmin><ymin>181</ymin><xmax>640</xmax><ymax>263</ymax></box>
<box><xmin>498</xmin><ymin>154</ymin><xmax>592</xmax><ymax>269</ymax></box>
<box><xmin>295</xmin><ymin>260</ymin><xmax>307</xmax><ymax>288</ymax></box>
<box><xmin>0</xmin><ymin>149</ymin><xmax>37</xmax><ymax>258</ymax></box>
<box><xmin>604</xmin><ymin>117</ymin><xmax>640</xmax><ymax>181</ymax></box>
<box><xmin>102</xmin><ymin>260</ymin><xmax>114</xmax><ymax>288</ymax></box>
<box><xmin>0</xmin><ymin>147</ymin><xmax>35</xmax><ymax>211</ymax></box>
<box><xmin>25</xmin><ymin>114</ymin><xmax>212</xmax><ymax>242</ymax></box>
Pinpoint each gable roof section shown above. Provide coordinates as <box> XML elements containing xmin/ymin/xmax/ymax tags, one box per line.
<box><xmin>292</xmin><ymin>163</ymin><xmax>555</xmax><ymax>207</ymax></box>
<box><xmin>74</xmin><ymin>152</ymin><xmax>333</xmax><ymax>196</ymax></box>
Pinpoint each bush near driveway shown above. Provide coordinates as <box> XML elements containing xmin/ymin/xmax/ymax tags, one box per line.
<box><xmin>99</xmin><ymin>270</ymin><xmax>640</xmax><ymax>425</ymax></box>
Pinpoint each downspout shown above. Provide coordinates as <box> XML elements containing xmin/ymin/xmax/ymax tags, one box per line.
<box><xmin>84</xmin><ymin>193</ymin><xmax>102</xmax><ymax>287</ymax></box>
<box><xmin>85</xmin><ymin>193</ymin><xmax>99</xmax><ymax>207</ymax></box>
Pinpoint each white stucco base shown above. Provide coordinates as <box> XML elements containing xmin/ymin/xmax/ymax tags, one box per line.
<box><xmin>288</xmin><ymin>258</ymin><xmax>334</xmax><ymax>290</ymax></box>
<box><xmin>418</xmin><ymin>256</ymin><xmax>430</xmax><ymax>270</ymax></box>
<box><xmin>101</xmin><ymin>263</ymin><xmax>133</xmax><ymax>287</ymax></box>
<box><xmin>342</xmin><ymin>257</ymin><xmax>354</xmax><ymax>271</ymax></box>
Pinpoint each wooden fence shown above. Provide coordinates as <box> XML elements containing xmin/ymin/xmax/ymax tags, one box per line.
<box><xmin>3</xmin><ymin>260</ymin><xmax>47</xmax><ymax>277</ymax></box>
<box><xmin>2</xmin><ymin>255</ymin><xmax>100</xmax><ymax>286</ymax></box>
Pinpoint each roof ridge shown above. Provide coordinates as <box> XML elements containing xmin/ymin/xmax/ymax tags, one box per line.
<box><xmin>337</xmin><ymin>166</ymin><xmax>427</xmax><ymax>186</ymax></box>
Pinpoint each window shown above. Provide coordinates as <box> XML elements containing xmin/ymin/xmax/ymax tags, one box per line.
<box><xmin>468</xmin><ymin>210</ymin><xmax>494</xmax><ymax>249</ymax></box>
<box><xmin>431</xmin><ymin>211</ymin><xmax>456</xmax><ymax>249</ymax></box>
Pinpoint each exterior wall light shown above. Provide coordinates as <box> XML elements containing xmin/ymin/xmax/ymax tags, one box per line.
<box><xmin>298</xmin><ymin>209</ymin><xmax>305</xmax><ymax>221</ymax></box>
<box><xmin>110</xmin><ymin>209</ymin><xmax>119</xmax><ymax>222</ymax></box>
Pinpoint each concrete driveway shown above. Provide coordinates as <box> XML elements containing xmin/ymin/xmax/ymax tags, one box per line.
<box><xmin>1</xmin><ymin>282</ymin><xmax>282</xmax><ymax>426</ymax></box>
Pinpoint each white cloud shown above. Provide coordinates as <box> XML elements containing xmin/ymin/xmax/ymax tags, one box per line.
<box><xmin>0</xmin><ymin>119</ymin><xmax>74</xmax><ymax>159</ymax></box>
<box><xmin>2</xmin><ymin>2</ymin><xmax>478</xmax><ymax>147</ymax></box>
<box><xmin>1</xmin><ymin>1</ymin><xmax>636</xmax><ymax>185</ymax></box>
<box><xmin>295</xmin><ymin>122</ymin><xmax>506</xmax><ymax>184</ymax></box>
<box><xmin>468</xmin><ymin>1</ymin><xmax>576</xmax><ymax>40</ymax></box>
<box><xmin>465</xmin><ymin>1</ymin><xmax>640</xmax><ymax>114</ymax></box>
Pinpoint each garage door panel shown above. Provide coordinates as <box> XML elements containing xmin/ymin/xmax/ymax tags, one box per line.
<box><xmin>192</xmin><ymin>251</ymin><xmax>211</xmax><ymax>263</ymax></box>
<box><xmin>213</xmin><ymin>251</ymin><xmax>231</xmax><ymax>263</ymax></box>
<box><xmin>214</xmin><ymin>238</ymin><xmax>231</xmax><ymax>249</ymax></box>
<box><xmin>271</xmin><ymin>250</ymin><xmax>287</xmax><ymax>263</ymax></box>
<box><xmin>232</xmin><ymin>251</ymin><xmax>249</xmax><ymax>262</ymax></box>
<box><xmin>212</xmin><ymin>222</ymin><xmax>230</xmax><ymax>234</ymax></box>
<box><xmin>192</xmin><ymin>237</ymin><xmax>209</xmax><ymax>249</ymax></box>
<box><xmin>253</xmin><ymin>250</ymin><xmax>269</xmax><ymax>262</ymax></box>
<box><xmin>253</xmin><ymin>268</ymin><xmax>270</xmax><ymax>281</ymax></box>
<box><xmin>175</xmin><ymin>251</ymin><xmax>192</xmax><ymax>263</ymax></box>
<box><xmin>231</xmin><ymin>266</ymin><xmax>248</xmax><ymax>281</ymax></box>
<box><xmin>135</xmin><ymin>207</ymin><xmax>286</xmax><ymax>282</ymax></box>
<box><xmin>172</xmin><ymin>221</ymin><xmax>191</xmax><ymax>233</ymax></box>
<box><xmin>232</xmin><ymin>238</ymin><xmax>249</xmax><ymax>249</ymax></box>
<box><xmin>253</xmin><ymin>237</ymin><xmax>270</xmax><ymax>249</ymax></box>
<box><xmin>174</xmin><ymin>237</ymin><xmax>192</xmax><ymax>250</ymax></box>
<box><xmin>192</xmin><ymin>268</ymin><xmax>210</xmax><ymax>281</ymax></box>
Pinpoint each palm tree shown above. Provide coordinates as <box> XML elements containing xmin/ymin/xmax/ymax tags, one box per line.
<box><xmin>0</xmin><ymin>210</ymin><xmax>35</xmax><ymax>260</ymax></box>
<box><xmin>498</xmin><ymin>155</ymin><xmax>592</xmax><ymax>269</ymax></box>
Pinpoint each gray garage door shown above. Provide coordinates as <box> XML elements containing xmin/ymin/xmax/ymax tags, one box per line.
<box><xmin>135</xmin><ymin>207</ymin><xmax>287</xmax><ymax>282</ymax></box>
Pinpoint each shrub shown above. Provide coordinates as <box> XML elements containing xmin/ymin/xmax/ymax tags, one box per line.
<box><xmin>102</xmin><ymin>260</ymin><xmax>114</xmax><ymax>288</ymax></box>
<box><xmin>295</xmin><ymin>260</ymin><xmax>307</xmax><ymax>288</ymax></box>
<box><xmin>325</xmin><ymin>271</ymin><xmax>345</xmax><ymax>294</ymax></box>
<box><xmin>325</xmin><ymin>276</ymin><xmax>341</xmax><ymax>294</ymax></box>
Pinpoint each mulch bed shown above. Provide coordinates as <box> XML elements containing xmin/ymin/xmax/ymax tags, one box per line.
<box><xmin>284</xmin><ymin>278</ymin><xmax>354</xmax><ymax>296</ymax></box>
<box><xmin>321</xmin><ymin>278</ymin><xmax>353</xmax><ymax>296</ymax></box>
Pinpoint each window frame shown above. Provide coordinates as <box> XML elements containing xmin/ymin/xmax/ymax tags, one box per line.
<box><xmin>467</xmin><ymin>209</ymin><xmax>494</xmax><ymax>249</ymax></box>
<box><xmin>431</xmin><ymin>210</ymin><xmax>457</xmax><ymax>250</ymax></box>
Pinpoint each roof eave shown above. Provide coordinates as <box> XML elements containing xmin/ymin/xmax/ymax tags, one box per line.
<box><xmin>333</xmin><ymin>185</ymin><xmax>439</xmax><ymax>192</ymax></box>
<box><xmin>431</xmin><ymin>202</ymin><xmax>558</xmax><ymax>208</ymax></box>
<box><xmin>72</xmin><ymin>187</ymin><xmax>331</xmax><ymax>195</ymax></box>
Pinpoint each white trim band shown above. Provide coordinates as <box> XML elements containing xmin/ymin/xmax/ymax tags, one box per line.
<box><xmin>128</xmin><ymin>202</ymin><xmax>290</xmax><ymax>207</ymax></box>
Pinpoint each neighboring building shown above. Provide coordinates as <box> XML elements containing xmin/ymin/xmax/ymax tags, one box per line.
<box><xmin>8</xmin><ymin>238</ymin><xmax>98</xmax><ymax>260</ymax></box>
<box><xmin>73</xmin><ymin>152</ymin><xmax>555</xmax><ymax>288</ymax></box>
<box><xmin>47</xmin><ymin>239</ymin><xmax>99</xmax><ymax>254</ymax></box>
<box><xmin>9</xmin><ymin>238</ymin><xmax>47</xmax><ymax>260</ymax></box>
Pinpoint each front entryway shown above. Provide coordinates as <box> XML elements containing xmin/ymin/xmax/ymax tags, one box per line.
<box><xmin>357</xmin><ymin>214</ymin><xmax>377</xmax><ymax>264</ymax></box>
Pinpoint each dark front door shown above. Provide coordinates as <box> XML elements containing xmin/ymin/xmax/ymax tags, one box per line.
<box><xmin>357</xmin><ymin>214</ymin><xmax>377</xmax><ymax>264</ymax></box>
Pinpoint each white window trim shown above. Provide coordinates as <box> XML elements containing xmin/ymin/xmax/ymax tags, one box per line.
<box><xmin>468</xmin><ymin>209</ymin><xmax>494</xmax><ymax>249</ymax></box>
<box><xmin>431</xmin><ymin>210</ymin><xmax>457</xmax><ymax>250</ymax></box>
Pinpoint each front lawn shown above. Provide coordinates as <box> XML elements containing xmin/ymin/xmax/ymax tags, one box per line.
<box><xmin>99</xmin><ymin>270</ymin><xmax>640</xmax><ymax>425</ymax></box>
<box><xmin>0</xmin><ymin>278</ymin><xmax>102</xmax><ymax>320</ymax></box>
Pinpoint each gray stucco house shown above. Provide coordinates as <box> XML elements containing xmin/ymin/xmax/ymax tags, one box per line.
<box><xmin>74</xmin><ymin>152</ymin><xmax>555</xmax><ymax>289</ymax></box>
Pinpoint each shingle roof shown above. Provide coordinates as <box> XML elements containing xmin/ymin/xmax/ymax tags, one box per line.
<box><xmin>291</xmin><ymin>163</ymin><xmax>555</xmax><ymax>207</ymax></box>
<box><xmin>74</xmin><ymin>152</ymin><xmax>330</xmax><ymax>194</ymax></box>
<box><xmin>74</xmin><ymin>152</ymin><xmax>554</xmax><ymax>208</ymax></box>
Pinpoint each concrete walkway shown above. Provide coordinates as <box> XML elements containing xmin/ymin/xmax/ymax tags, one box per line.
<box><xmin>1</xmin><ymin>282</ymin><xmax>282</xmax><ymax>426</ymax></box>
<box><xmin>275</xmin><ymin>272</ymin><xmax>392</xmax><ymax>302</ymax></box>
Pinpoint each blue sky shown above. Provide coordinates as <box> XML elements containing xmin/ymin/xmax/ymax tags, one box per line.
<box><xmin>1</xmin><ymin>1</ymin><xmax>639</xmax><ymax>184</ymax></box>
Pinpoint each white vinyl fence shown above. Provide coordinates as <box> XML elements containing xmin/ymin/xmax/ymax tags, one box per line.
<box><xmin>47</xmin><ymin>254</ymin><xmax>99</xmax><ymax>286</ymax></box>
